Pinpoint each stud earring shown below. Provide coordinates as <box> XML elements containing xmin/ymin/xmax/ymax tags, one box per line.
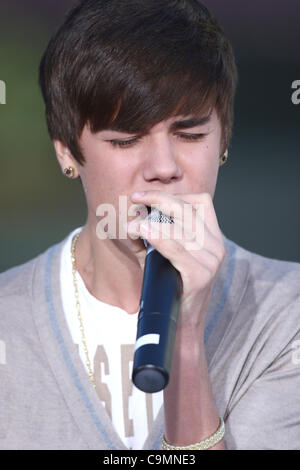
<box><xmin>219</xmin><ymin>150</ymin><xmax>228</xmax><ymax>166</ymax></box>
<box><xmin>63</xmin><ymin>167</ymin><xmax>75</xmax><ymax>178</ymax></box>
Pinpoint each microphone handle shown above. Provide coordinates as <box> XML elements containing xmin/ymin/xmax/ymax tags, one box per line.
<box><xmin>132</xmin><ymin>244</ymin><xmax>182</xmax><ymax>393</ymax></box>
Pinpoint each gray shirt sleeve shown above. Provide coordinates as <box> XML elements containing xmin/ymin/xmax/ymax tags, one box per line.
<box><xmin>224</xmin><ymin>300</ymin><xmax>300</xmax><ymax>450</ymax></box>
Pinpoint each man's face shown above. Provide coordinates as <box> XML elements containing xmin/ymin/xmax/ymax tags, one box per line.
<box><xmin>77</xmin><ymin>107</ymin><xmax>222</xmax><ymax>240</ymax></box>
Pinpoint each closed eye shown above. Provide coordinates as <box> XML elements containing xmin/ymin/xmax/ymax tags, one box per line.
<box><xmin>175</xmin><ymin>133</ymin><xmax>206</xmax><ymax>142</ymax></box>
<box><xmin>107</xmin><ymin>133</ymin><xmax>207</xmax><ymax>148</ymax></box>
<box><xmin>107</xmin><ymin>137</ymin><xmax>142</xmax><ymax>148</ymax></box>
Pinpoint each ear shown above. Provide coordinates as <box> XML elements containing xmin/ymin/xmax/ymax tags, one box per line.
<box><xmin>53</xmin><ymin>140</ymin><xmax>79</xmax><ymax>178</ymax></box>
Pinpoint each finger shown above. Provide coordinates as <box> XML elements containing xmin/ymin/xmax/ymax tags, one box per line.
<box><xmin>122</xmin><ymin>203</ymin><xmax>148</xmax><ymax>240</ymax></box>
<box><xmin>139</xmin><ymin>218</ymin><xmax>224</xmax><ymax>263</ymax></box>
<box><xmin>141</xmin><ymin>214</ymin><xmax>204</xmax><ymax>251</ymax></box>
<box><xmin>131</xmin><ymin>190</ymin><xmax>195</xmax><ymax>224</ymax></box>
<box><xmin>131</xmin><ymin>191</ymin><xmax>207</xmax><ymax>246</ymax></box>
<box><xmin>131</xmin><ymin>191</ymin><xmax>222</xmax><ymax>243</ymax></box>
<box><xmin>127</xmin><ymin>204</ymin><xmax>223</xmax><ymax>259</ymax></box>
<box><xmin>174</xmin><ymin>192</ymin><xmax>223</xmax><ymax>241</ymax></box>
<box><xmin>139</xmin><ymin>221</ymin><xmax>212</xmax><ymax>283</ymax></box>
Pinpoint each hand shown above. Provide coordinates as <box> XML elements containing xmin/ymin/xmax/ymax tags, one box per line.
<box><xmin>128</xmin><ymin>190</ymin><xmax>226</xmax><ymax>331</ymax></box>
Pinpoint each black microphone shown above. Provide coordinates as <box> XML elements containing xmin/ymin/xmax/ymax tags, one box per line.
<box><xmin>132</xmin><ymin>208</ymin><xmax>182</xmax><ymax>393</ymax></box>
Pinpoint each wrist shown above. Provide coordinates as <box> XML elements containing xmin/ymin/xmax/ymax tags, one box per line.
<box><xmin>164</xmin><ymin>323</ymin><xmax>221</xmax><ymax>448</ymax></box>
<box><xmin>161</xmin><ymin>417</ymin><xmax>225</xmax><ymax>450</ymax></box>
<box><xmin>173</xmin><ymin>320</ymin><xmax>206</xmax><ymax>362</ymax></box>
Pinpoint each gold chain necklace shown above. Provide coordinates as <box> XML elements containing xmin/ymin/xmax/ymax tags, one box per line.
<box><xmin>71</xmin><ymin>232</ymin><xmax>96</xmax><ymax>388</ymax></box>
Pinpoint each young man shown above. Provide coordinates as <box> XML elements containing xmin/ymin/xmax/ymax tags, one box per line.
<box><xmin>0</xmin><ymin>0</ymin><xmax>300</xmax><ymax>450</ymax></box>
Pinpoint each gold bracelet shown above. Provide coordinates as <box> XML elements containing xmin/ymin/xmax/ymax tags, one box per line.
<box><xmin>161</xmin><ymin>417</ymin><xmax>225</xmax><ymax>450</ymax></box>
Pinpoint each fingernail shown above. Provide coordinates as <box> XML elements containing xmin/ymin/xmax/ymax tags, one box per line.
<box><xmin>131</xmin><ymin>191</ymin><xmax>146</xmax><ymax>199</ymax></box>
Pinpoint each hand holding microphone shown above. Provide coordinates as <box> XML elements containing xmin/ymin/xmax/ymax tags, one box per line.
<box><xmin>129</xmin><ymin>191</ymin><xmax>226</xmax><ymax>394</ymax></box>
<box><xmin>132</xmin><ymin>207</ymin><xmax>182</xmax><ymax>393</ymax></box>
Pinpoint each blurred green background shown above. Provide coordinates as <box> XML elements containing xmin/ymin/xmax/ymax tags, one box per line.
<box><xmin>0</xmin><ymin>0</ymin><xmax>299</xmax><ymax>273</ymax></box>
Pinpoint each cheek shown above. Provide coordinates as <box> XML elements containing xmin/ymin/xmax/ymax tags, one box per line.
<box><xmin>185</xmin><ymin>142</ymin><xmax>219</xmax><ymax>172</ymax></box>
<box><xmin>182</xmin><ymin>143</ymin><xmax>220</xmax><ymax>193</ymax></box>
<box><xmin>78</xmin><ymin>130</ymin><xmax>133</xmax><ymax>208</ymax></box>
<box><xmin>80</xmin><ymin>154</ymin><xmax>136</xmax><ymax>211</ymax></box>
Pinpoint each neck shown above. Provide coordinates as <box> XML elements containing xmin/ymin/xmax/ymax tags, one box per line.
<box><xmin>74</xmin><ymin>223</ymin><xmax>146</xmax><ymax>314</ymax></box>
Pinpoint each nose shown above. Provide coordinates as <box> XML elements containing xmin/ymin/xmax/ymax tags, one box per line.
<box><xmin>142</xmin><ymin>134</ymin><xmax>183</xmax><ymax>184</ymax></box>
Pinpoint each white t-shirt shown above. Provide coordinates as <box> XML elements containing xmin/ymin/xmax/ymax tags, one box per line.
<box><xmin>60</xmin><ymin>227</ymin><xmax>163</xmax><ymax>449</ymax></box>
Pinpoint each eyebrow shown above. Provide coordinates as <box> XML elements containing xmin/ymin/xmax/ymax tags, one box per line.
<box><xmin>170</xmin><ymin>113</ymin><xmax>212</xmax><ymax>131</ymax></box>
<box><xmin>103</xmin><ymin>111</ymin><xmax>213</xmax><ymax>134</ymax></box>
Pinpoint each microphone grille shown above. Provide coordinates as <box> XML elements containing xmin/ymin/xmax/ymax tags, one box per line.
<box><xmin>143</xmin><ymin>208</ymin><xmax>174</xmax><ymax>249</ymax></box>
<box><xmin>146</xmin><ymin>208</ymin><xmax>174</xmax><ymax>224</ymax></box>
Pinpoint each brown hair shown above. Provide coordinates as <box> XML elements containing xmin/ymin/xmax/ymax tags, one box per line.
<box><xmin>39</xmin><ymin>0</ymin><xmax>238</xmax><ymax>165</ymax></box>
